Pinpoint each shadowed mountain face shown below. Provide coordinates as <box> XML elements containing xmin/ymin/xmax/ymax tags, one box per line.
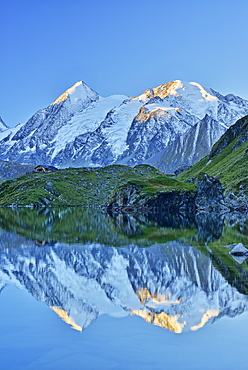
<box><xmin>0</xmin><ymin>117</ymin><xmax>8</xmax><ymax>132</ymax></box>
<box><xmin>155</xmin><ymin>114</ymin><xmax>226</xmax><ymax>174</ymax></box>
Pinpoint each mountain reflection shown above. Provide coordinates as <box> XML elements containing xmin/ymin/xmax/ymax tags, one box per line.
<box><xmin>50</xmin><ymin>306</ymin><xmax>83</xmax><ymax>332</ymax></box>
<box><xmin>1</xmin><ymin>240</ymin><xmax>248</xmax><ymax>333</ymax></box>
<box><xmin>0</xmin><ymin>208</ymin><xmax>248</xmax><ymax>333</ymax></box>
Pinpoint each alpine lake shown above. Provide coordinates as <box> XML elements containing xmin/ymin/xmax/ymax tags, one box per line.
<box><xmin>1</xmin><ymin>206</ymin><xmax>248</xmax><ymax>370</ymax></box>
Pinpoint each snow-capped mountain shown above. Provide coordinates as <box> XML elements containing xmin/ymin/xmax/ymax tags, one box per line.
<box><xmin>1</xmin><ymin>80</ymin><xmax>248</xmax><ymax>169</ymax></box>
<box><xmin>1</xmin><ymin>241</ymin><xmax>248</xmax><ymax>333</ymax></box>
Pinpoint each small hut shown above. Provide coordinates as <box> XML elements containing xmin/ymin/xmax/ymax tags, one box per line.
<box><xmin>34</xmin><ymin>165</ymin><xmax>57</xmax><ymax>173</ymax></box>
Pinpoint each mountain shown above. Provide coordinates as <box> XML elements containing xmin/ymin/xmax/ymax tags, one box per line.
<box><xmin>1</xmin><ymin>80</ymin><xmax>248</xmax><ymax>168</ymax></box>
<box><xmin>1</xmin><ymin>115</ymin><xmax>247</xmax><ymax>210</ymax></box>
<box><xmin>209</xmin><ymin>113</ymin><xmax>248</xmax><ymax>159</ymax></box>
<box><xmin>1</xmin><ymin>240</ymin><xmax>248</xmax><ymax>333</ymax></box>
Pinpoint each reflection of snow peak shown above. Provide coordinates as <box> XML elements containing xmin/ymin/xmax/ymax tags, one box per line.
<box><xmin>131</xmin><ymin>309</ymin><xmax>186</xmax><ymax>334</ymax></box>
<box><xmin>191</xmin><ymin>309</ymin><xmax>220</xmax><ymax>331</ymax></box>
<box><xmin>0</xmin><ymin>241</ymin><xmax>248</xmax><ymax>333</ymax></box>
<box><xmin>50</xmin><ymin>306</ymin><xmax>82</xmax><ymax>332</ymax></box>
<box><xmin>136</xmin><ymin>288</ymin><xmax>182</xmax><ymax>305</ymax></box>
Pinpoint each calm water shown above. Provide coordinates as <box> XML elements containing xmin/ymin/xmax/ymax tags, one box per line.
<box><xmin>0</xmin><ymin>207</ymin><xmax>248</xmax><ymax>369</ymax></box>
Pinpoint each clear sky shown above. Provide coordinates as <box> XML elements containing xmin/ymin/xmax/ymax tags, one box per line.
<box><xmin>1</xmin><ymin>0</ymin><xmax>248</xmax><ymax>127</ymax></box>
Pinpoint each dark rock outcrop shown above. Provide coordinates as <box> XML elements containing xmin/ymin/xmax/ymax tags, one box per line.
<box><xmin>194</xmin><ymin>174</ymin><xmax>226</xmax><ymax>211</ymax></box>
<box><xmin>107</xmin><ymin>174</ymin><xmax>226</xmax><ymax>214</ymax></box>
<box><xmin>107</xmin><ymin>183</ymin><xmax>196</xmax><ymax>212</ymax></box>
<box><xmin>144</xmin><ymin>191</ymin><xmax>195</xmax><ymax>212</ymax></box>
<box><xmin>224</xmin><ymin>191</ymin><xmax>248</xmax><ymax>211</ymax></box>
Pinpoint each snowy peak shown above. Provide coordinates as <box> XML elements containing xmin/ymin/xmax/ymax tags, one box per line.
<box><xmin>50</xmin><ymin>81</ymin><xmax>99</xmax><ymax>106</ymax></box>
<box><xmin>135</xmin><ymin>80</ymin><xmax>184</xmax><ymax>101</ymax></box>
<box><xmin>135</xmin><ymin>80</ymin><xmax>219</xmax><ymax>104</ymax></box>
<box><xmin>189</xmin><ymin>82</ymin><xmax>219</xmax><ymax>102</ymax></box>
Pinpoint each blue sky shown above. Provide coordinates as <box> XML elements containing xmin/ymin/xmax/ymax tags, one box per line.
<box><xmin>1</xmin><ymin>0</ymin><xmax>248</xmax><ymax>127</ymax></box>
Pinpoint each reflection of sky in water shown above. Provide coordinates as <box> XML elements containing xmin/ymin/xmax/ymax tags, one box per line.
<box><xmin>1</xmin><ymin>284</ymin><xmax>248</xmax><ymax>370</ymax></box>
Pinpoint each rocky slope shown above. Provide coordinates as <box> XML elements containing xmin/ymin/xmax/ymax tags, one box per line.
<box><xmin>1</xmin><ymin>240</ymin><xmax>248</xmax><ymax>333</ymax></box>
<box><xmin>1</xmin><ymin>80</ymin><xmax>248</xmax><ymax>168</ymax></box>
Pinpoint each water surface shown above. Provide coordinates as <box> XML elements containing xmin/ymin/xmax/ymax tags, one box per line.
<box><xmin>0</xmin><ymin>208</ymin><xmax>248</xmax><ymax>369</ymax></box>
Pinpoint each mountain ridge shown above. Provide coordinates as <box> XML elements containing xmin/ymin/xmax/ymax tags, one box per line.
<box><xmin>1</xmin><ymin>79</ymin><xmax>248</xmax><ymax>169</ymax></box>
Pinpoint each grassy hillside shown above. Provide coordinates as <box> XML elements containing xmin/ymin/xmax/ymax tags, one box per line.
<box><xmin>121</xmin><ymin>176</ymin><xmax>196</xmax><ymax>194</ymax></box>
<box><xmin>0</xmin><ymin>164</ymin><xmax>195</xmax><ymax>207</ymax></box>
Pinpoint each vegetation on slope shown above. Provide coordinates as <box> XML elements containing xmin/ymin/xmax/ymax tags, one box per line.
<box><xmin>123</xmin><ymin>176</ymin><xmax>196</xmax><ymax>194</ymax></box>
<box><xmin>175</xmin><ymin>115</ymin><xmax>248</xmax><ymax>293</ymax></box>
<box><xmin>0</xmin><ymin>164</ymin><xmax>195</xmax><ymax>207</ymax></box>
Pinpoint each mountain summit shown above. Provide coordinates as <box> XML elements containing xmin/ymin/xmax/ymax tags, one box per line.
<box><xmin>50</xmin><ymin>81</ymin><xmax>99</xmax><ymax>107</ymax></box>
<box><xmin>135</xmin><ymin>80</ymin><xmax>219</xmax><ymax>104</ymax></box>
<box><xmin>0</xmin><ymin>80</ymin><xmax>248</xmax><ymax>169</ymax></box>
